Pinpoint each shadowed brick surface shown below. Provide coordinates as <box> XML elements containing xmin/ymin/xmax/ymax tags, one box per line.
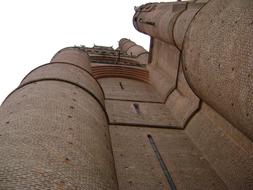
<box><xmin>110</xmin><ymin>125</ymin><xmax>227</xmax><ymax>190</ymax></box>
<box><xmin>0</xmin><ymin>0</ymin><xmax>252</xmax><ymax>189</ymax></box>
<box><xmin>0</xmin><ymin>81</ymin><xmax>118</xmax><ymax>190</ymax></box>
<box><xmin>106</xmin><ymin>99</ymin><xmax>180</xmax><ymax>128</ymax></box>
<box><xmin>186</xmin><ymin>103</ymin><xmax>253</xmax><ymax>190</ymax></box>
<box><xmin>148</xmin><ymin>39</ymin><xmax>180</xmax><ymax>99</ymax></box>
<box><xmin>98</xmin><ymin>77</ymin><xmax>162</xmax><ymax>102</ymax></box>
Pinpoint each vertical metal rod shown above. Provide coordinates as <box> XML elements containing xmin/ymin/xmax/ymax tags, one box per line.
<box><xmin>147</xmin><ymin>134</ymin><xmax>177</xmax><ymax>190</ymax></box>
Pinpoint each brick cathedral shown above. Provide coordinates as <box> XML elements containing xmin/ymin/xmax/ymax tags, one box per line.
<box><xmin>0</xmin><ymin>0</ymin><xmax>252</xmax><ymax>189</ymax></box>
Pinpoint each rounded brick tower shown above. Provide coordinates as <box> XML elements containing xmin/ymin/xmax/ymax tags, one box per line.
<box><xmin>0</xmin><ymin>47</ymin><xmax>118</xmax><ymax>189</ymax></box>
<box><xmin>119</xmin><ymin>38</ymin><xmax>149</xmax><ymax>64</ymax></box>
<box><xmin>0</xmin><ymin>0</ymin><xmax>252</xmax><ymax>189</ymax></box>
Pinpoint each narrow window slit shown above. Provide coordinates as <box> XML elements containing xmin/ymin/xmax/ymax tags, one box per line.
<box><xmin>133</xmin><ymin>103</ymin><xmax>140</xmax><ymax>114</ymax></box>
<box><xmin>119</xmin><ymin>82</ymin><xmax>124</xmax><ymax>90</ymax></box>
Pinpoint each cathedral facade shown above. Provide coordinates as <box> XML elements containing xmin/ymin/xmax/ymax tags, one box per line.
<box><xmin>0</xmin><ymin>0</ymin><xmax>252</xmax><ymax>189</ymax></box>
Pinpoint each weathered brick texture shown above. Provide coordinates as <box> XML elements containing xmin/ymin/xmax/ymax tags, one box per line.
<box><xmin>0</xmin><ymin>0</ymin><xmax>252</xmax><ymax>189</ymax></box>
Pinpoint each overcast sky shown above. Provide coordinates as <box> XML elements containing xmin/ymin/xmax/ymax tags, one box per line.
<box><xmin>0</xmin><ymin>0</ymin><xmax>176</xmax><ymax>104</ymax></box>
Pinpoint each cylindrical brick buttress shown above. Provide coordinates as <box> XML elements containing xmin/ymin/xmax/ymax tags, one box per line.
<box><xmin>119</xmin><ymin>38</ymin><xmax>149</xmax><ymax>64</ymax></box>
<box><xmin>0</xmin><ymin>47</ymin><xmax>118</xmax><ymax>189</ymax></box>
<box><xmin>51</xmin><ymin>47</ymin><xmax>92</xmax><ymax>72</ymax></box>
<box><xmin>182</xmin><ymin>0</ymin><xmax>253</xmax><ymax>140</ymax></box>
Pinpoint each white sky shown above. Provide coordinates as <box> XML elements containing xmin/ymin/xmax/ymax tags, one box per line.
<box><xmin>0</xmin><ymin>0</ymin><xmax>176</xmax><ymax>104</ymax></box>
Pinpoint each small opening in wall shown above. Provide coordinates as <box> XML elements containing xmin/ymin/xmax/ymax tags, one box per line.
<box><xmin>133</xmin><ymin>103</ymin><xmax>140</xmax><ymax>114</ymax></box>
<box><xmin>119</xmin><ymin>82</ymin><xmax>124</xmax><ymax>90</ymax></box>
